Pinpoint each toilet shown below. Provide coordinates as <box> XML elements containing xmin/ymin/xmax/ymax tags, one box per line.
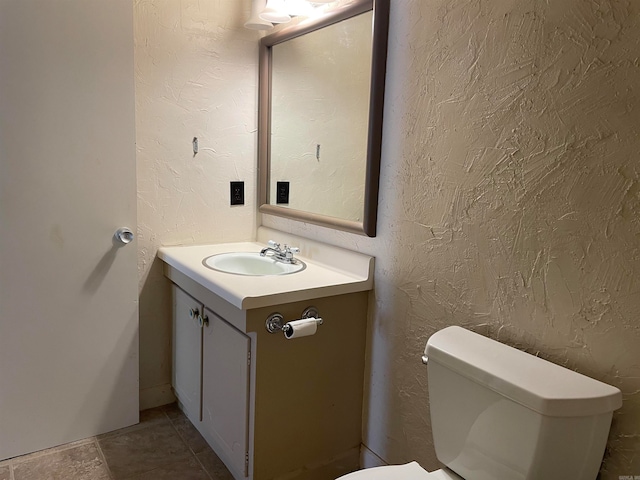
<box><xmin>339</xmin><ymin>326</ymin><xmax>622</xmax><ymax>480</ymax></box>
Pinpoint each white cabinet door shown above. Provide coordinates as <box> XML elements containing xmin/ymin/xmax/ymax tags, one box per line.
<box><xmin>172</xmin><ymin>286</ymin><xmax>203</xmax><ymax>422</ymax></box>
<box><xmin>202</xmin><ymin>308</ymin><xmax>250</xmax><ymax>478</ymax></box>
<box><xmin>0</xmin><ymin>0</ymin><xmax>138</xmax><ymax>459</ymax></box>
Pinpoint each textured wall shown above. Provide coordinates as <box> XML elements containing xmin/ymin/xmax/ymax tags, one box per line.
<box><xmin>134</xmin><ymin>0</ymin><xmax>259</xmax><ymax>408</ymax></box>
<box><xmin>263</xmin><ymin>0</ymin><xmax>640</xmax><ymax>477</ymax></box>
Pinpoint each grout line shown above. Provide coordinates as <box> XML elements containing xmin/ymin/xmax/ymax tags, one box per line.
<box><xmin>193</xmin><ymin>453</ymin><xmax>215</xmax><ymax>480</ymax></box>
<box><xmin>166</xmin><ymin>412</ymin><xmax>201</xmax><ymax>459</ymax></box>
<box><xmin>162</xmin><ymin>405</ymin><xmax>195</xmax><ymax>454</ymax></box>
<box><xmin>93</xmin><ymin>438</ymin><xmax>115</xmax><ymax>480</ymax></box>
<box><xmin>163</xmin><ymin>406</ymin><xmax>215</xmax><ymax>480</ymax></box>
<box><xmin>152</xmin><ymin>406</ymin><xmax>213</xmax><ymax>480</ymax></box>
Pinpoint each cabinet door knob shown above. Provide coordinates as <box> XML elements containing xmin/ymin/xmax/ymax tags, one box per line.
<box><xmin>198</xmin><ymin>314</ymin><xmax>209</xmax><ymax>328</ymax></box>
<box><xmin>189</xmin><ymin>308</ymin><xmax>200</xmax><ymax>319</ymax></box>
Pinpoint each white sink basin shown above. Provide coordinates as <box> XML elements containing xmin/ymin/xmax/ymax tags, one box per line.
<box><xmin>203</xmin><ymin>252</ymin><xmax>306</xmax><ymax>276</ymax></box>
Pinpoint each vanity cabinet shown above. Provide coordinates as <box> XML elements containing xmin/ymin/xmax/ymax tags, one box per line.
<box><xmin>172</xmin><ymin>286</ymin><xmax>251</xmax><ymax>477</ymax></box>
<box><xmin>167</xmin><ymin>270</ymin><xmax>369</xmax><ymax>480</ymax></box>
<box><xmin>160</xmin><ymin>230</ymin><xmax>373</xmax><ymax>480</ymax></box>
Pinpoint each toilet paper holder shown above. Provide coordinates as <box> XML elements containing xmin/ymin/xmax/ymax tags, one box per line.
<box><xmin>265</xmin><ymin>307</ymin><xmax>323</xmax><ymax>334</ymax></box>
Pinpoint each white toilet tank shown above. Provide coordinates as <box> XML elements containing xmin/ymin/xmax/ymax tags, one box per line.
<box><xmin>425</xmin><ymin>327</ymin><xmax>622</xmax><ymax>480</ymax></box>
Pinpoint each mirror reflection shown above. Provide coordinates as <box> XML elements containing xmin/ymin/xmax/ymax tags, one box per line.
<box><xmin>269</xmin><ymin>11</ymin><xmax>373</xmax><ymax>223</ymax></box>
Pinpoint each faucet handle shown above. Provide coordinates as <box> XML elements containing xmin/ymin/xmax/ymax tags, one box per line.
<box><xmin>268</xmin><ymin>240</ymin><xmax>281</xmax><ymax>250</ymax></box>
<box><xmin>283</xmin><ymin>245</ymin><xmax>300</xmax><ymax>258</ymax></box>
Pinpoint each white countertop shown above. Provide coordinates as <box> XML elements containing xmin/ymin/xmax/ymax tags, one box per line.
<box><xmin>158</xmin><ymin>238</ymin><xmax>374</xmax><ymax>310</ymax></box>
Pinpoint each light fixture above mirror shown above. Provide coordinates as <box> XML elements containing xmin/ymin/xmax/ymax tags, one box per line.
<box><xmin>245</xmin><ymin>0</ymin><xmax>345</xmax><ymax>30</ymax></box>
<box><xmin>245</xmin><ymin>0</ymin><xmax>275</xmax><ymax>30</ymax></box>
<box><xmin>261</xmin><ymin>0</ymin><xmax>291</xmax><ymax>24</ymax></box>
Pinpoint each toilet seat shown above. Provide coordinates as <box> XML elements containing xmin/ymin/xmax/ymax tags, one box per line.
<box><xmin>336</xmin><ymin>462</ymin><xmax>463</xmax><ymax>480</ymax></box>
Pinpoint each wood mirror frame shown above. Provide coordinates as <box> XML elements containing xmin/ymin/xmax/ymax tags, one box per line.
<box><xmin>258</xmin><ymin>0</ymin><xmax>389</xmax><ymax>237</ymax></box>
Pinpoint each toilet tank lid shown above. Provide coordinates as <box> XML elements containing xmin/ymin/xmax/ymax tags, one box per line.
<box><xmin>425</xmin><ymin>326</ymin><xmax>622</xmax><ymax>417</ymax></box>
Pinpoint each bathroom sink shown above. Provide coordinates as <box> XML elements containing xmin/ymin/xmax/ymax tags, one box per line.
<box><xmin>202</xmin><ymin>252</ymin><xmax>306</xmax><ymax>276</ymax></box>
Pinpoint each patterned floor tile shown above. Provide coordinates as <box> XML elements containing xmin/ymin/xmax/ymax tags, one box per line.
<box><xmin>0</xmin><ymin>464</ymin><xmax>11</xmax><ymax>480</ymax></box>
<box><xmin>98</xmin><ymin>422</ymin><xmax>191</xmax><ymax>479</ymax></box>
<box><xmin>170</xmin><ymin>415</ymin><xmax>209</xmax><ymax>455</ymax></box>
<box><xmin>13</xmin><ymin>442</ymin><xmax>109</xmax><ymax>480</ymax></box>
<box><xmin>197</xmin><ymin>448</ymin><xmax>234</xmax><ymax>480</ymax></box>
<box><xmin>127</xmin><ymin>456</ymin><xmax>210</xmax><ymax>480</ymax></box>
<box><xmin>5</xmin><ymin>405</ymin><xmax>235</xmax><ymax>480</ymax></box>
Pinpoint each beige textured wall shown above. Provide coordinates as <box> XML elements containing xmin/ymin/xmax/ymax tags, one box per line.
<box><xmin>264</xmin><ymin>0</ymin><xmax>640</xmax><ymax>477</ymax></box>
<box><xmin>134</xmin><ymin>0</ymin><xmax>259</xmax><ymax>408</ymax></box>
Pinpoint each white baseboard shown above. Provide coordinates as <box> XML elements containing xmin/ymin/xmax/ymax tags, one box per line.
<box><xmin>139</xmin><ymin>383</ymin><xmax>175</xmax><ymax>411</ymax></box>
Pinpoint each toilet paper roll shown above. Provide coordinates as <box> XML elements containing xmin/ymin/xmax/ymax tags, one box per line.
<box><xmin>284</xmin><ymin>318</ymin><xmax>318</xmax><ymax>339</ymax></box>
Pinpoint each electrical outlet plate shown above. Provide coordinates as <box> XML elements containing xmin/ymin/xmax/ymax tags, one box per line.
<box><xmin>230</xmin><ymin>181</ymin><xmax>244</xmax><ymax>205</ymax></box>
<box><xmin>276</xmin><ymin>181</ymin><xmax>289</xmax><ymax>204</ymax></box>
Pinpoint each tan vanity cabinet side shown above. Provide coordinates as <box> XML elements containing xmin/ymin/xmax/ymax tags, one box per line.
<box><xmin>172</xmin><ymin>285</ymin><xmax>204</xmax><ymax>424</ymax></box>
<box><xmin>201</xmin><ymin>307</ymin><xmax>251</xmax><ymax>478</ymax></box>
<box><xmin>246</xmin><ymin>292</ymin><xmax>368</xmax><ymax>480</ymax></box>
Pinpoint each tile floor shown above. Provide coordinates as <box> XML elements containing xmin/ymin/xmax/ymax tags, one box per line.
<box><xmin>0</xmin><ymin>404</ymin><xmax>234</xmax><ymax>480</ymax></box>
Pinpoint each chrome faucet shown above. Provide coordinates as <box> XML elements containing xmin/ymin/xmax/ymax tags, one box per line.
<box><xmin>260</xmin><ymin>240</ymin><xmax>300</xmax><ymax>264</ymax></box>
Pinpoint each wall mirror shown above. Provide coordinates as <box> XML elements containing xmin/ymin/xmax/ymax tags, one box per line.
<box><xmin>258</xmin><ymin>0</ymin><xmax>389</xmax><ymax>237</ymax></box>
